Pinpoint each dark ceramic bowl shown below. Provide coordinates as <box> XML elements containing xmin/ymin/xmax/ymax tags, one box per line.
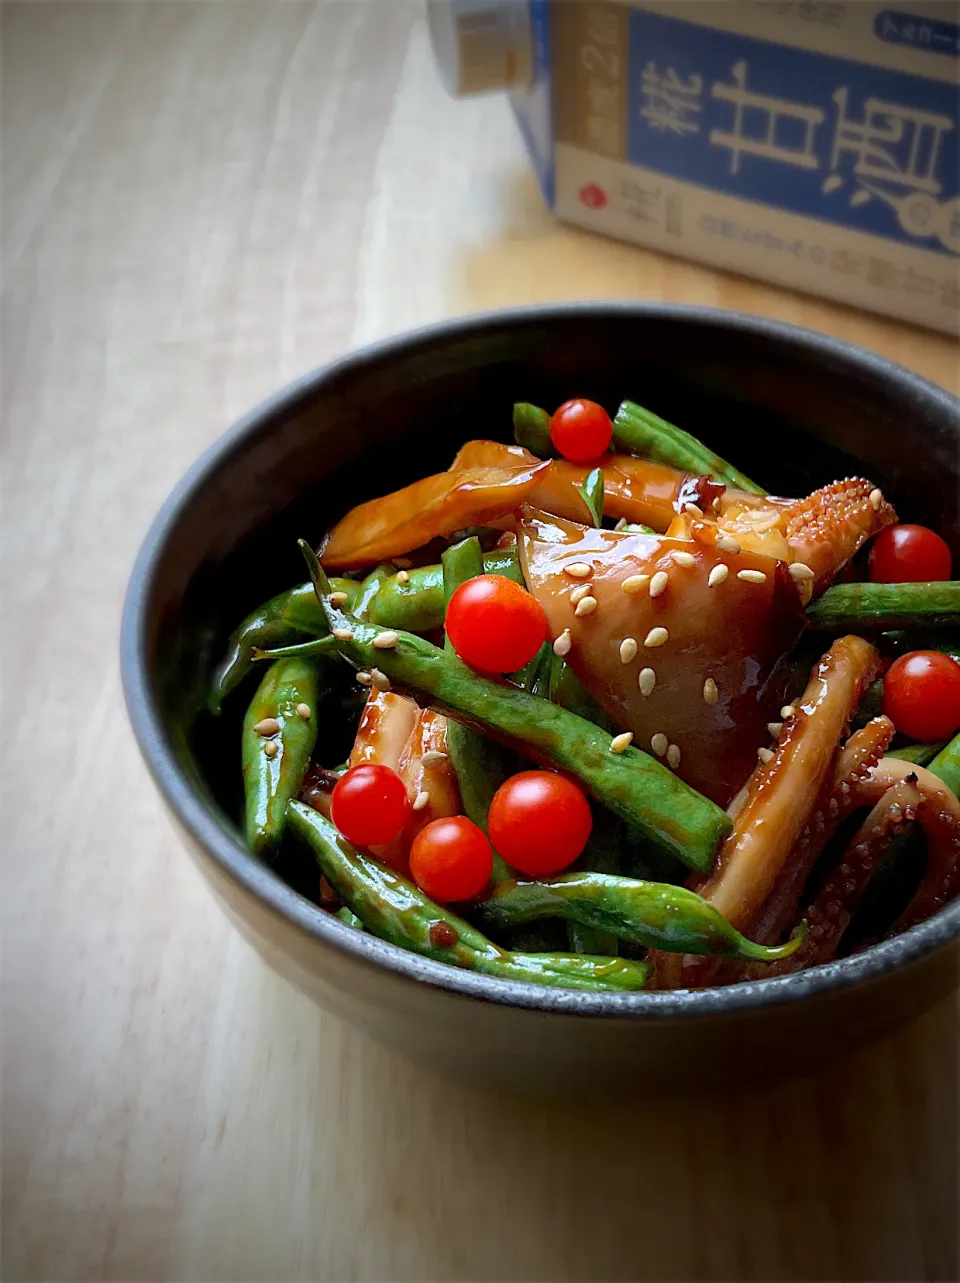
<box><xmin>121</xmin><ymin>304</ymin><xmax>960</xmax><ymax>1092</ymax></box>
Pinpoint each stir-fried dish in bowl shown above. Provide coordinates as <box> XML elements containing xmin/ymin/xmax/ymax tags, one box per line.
<box><xmin>209</xmin><ymin>393</ymin><xmax>960</xmax><ymax>995</ymax></box>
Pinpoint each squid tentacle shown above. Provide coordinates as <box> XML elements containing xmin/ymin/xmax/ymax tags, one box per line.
<box><xmin>768</xmin><ymin>779</ymin><xmax>920</xmax><ymax>974</ymax></box>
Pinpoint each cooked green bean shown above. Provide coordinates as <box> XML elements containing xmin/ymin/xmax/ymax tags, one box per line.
<box><xmin>359</xmin><ymin>547</ymin><xmax>522</xmax><ymax>632</ymax></box>
<box><xmin>476</xmin><ymin>871</ymin><xmax>807</xmax><ymax>961</ymax></box>
<box><xmin>300</xmin><ymin>542</ymin><xmax>731</xmax><ymax>872</ymax></box>
<box><xmin>928</xmin><ymin>733</ymin><xmax>960</xmax><ymax>796</ymax></box>
<box><xmin>613</xmin><ymin>400</ymin><xmax>765</xmax><ymax>494</ymax></box>
<box><xmin>289</xmin><ymin>804</ymin><xmax>650</xmax><ymax>991</ymax></box>
<box><xmin>211</xmin><ymin>581</ymin><xmax>349</xmax><ymax>712</ymax></box>
<box><xmin>512</xmin><ymin>402</ymin><xmax>552</xmax><ymax>454</ymax></box>
<box><xmin>242</xmin><ymin>657</ymin><xmax>321</xmax><ymax>858</ymax></box>
<box><xmin>808</xmin><ymin>581</ymin><xmax>960</xmax><ymax>631</ymax></box>
<box><xmin>887</xmin><ymin>741</ymin><xmax>947</xmax><ymax>767</ymax></box>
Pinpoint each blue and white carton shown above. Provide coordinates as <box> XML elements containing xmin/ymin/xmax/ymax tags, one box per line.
<box><xmin>429</xmin><ymin>0</ymin><xmax>959</xmax><ymax>333</ymax></box>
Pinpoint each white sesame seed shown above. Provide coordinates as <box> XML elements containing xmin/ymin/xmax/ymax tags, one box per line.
<box><xmin>564</xmin><ymin>562</ymin><xmax>593</xmax><ymax>579</ymax></box>
<box><xmin>373</xmin><ymin>630</ymin><xmax>399</xmax><ymax>649</ymax></box>
<box><xmin>614</xmin><ymin>517</ymin><xmax>628</xmax><ymax>531</ymax></box>
<box><xmin>553</xmin><ymin>629</ymin><xmax>572</xmax><ymax>657</ymax></box>
<box><xmin>333</xmin><ymin>625</ymin><xmax>354</xmax><ymax>640</ymax></box>
<box><xmin>758</xmin><ymin>746</ymin><xmax>775</xmax><ymax>764</ymax></box>
<box><xmin>619</xmin><ymin>637</ymin><xmax>638</xmax><ymax>664</ymax></box>
<box><xmin>737</xmin><ymin>569</ymin><xmax>767</xmax><ymax>584</ymax></box>
<box><xmin>329</xmin><ymin>591</ymin><xmax>348</xmax><ymax>606</ymax></box>
<box><xmin>716</xmin><ymin>534</ymin><xmax>741</xmax><ymax>555</ymax></box>
<box><xmin>253</xmin><ymin>717</ymin><xmax>281</xmax><ymax>737</ymax></box>
<box><xmin>788</xmin><ymin>562</ymin><xmax>814</xmax><ymax>581</ymax></box>
<box><xmin>708</xmin><ymin>564</ymin><xmax>729</xmax><ymax>587</ymax></box>
<box><xmin>296</xmin><ymin>703</ymin><xmax>312</xmax><ymax>720</ymax></box>
<box><xmin>570</xmin><ymin>582</ymin><xmax>593</xmax><ymax>605</ymax></box>
<box><xmin>869</xmin><ymin>487</ymin><xmax>883</xmax><ymax>510</ymax></box>
<box><xmin>670</xmin><ymin>550</ymin><xmax>696</xmax><ymax>567</ymax></box>
<box><xmin>370</xmin><ymin>668</ymin><xmax>391</xmax><ymax>691</ymax></box>
<box><xmin>422</xmin><ymin>750</ymin><xmax>448</xmax><ymax>768</ymax></box>
<box><xmin>622</xmin><ymin>575</ymin><xmax>649</xmax><ymax>595</ymax></box>
<box><xmin>575</xmin><ymin>595</ymin><xmax>598</xmax><ymax>617</ymax></box>
<box><xmin>610</xmin><ymin>732</ymin><xmax>634</xmax><ymax>754</ymax></box>
<box><xmin>712</xmin><ymin>496</ymin><xmax>722</xmax><ymax>513</ymax></box>
<box><xmin>666</xmin><ymin>743</ymin><xmax>681</xmax><ymax>770</ymax></box>
<box><xmin>649</xmin><ymin>571</ymin><xmax>669</xmax><ymax>598</ymax></box>
<box><xmin>356</xmin><ymin>670</ymin><xmax>373</xmax><ymax>686</ymax></box>
<box><xmin>767</xmin><ymin>722</ymin><xmax>783</xmax><ymax>737</ymax></box>
<box><xmin>638</xmin><ymin>667</ymin><xmax>656</xmax><ymax>696</ymax></box>
<box><xmin>651</xmin><ymin>733</ymin><xmax>668</xmax><ymax>757</ymax></box>
<box><xmin>412</xmin><ymin>790</ymin><xmax>430</xmax><ymax>812</ymax></box>
<box><xmin>396</xmin><ymin>569</ymin><xmax>410</xmax><ymax>585</ymax></box>
<box><xmin>644</xmin><ymin>626</ymin><xmax>669</xmax><ymax>648</ymax></box>
<box><xmin>263</xmin><ymin>739</ymin><xmax>279</xmax><ymax>759</ymax></box>
<box><xmin>780</xmin><ymin>704</ymin><xmax>796</xmax><ymax>720</ymax></box>
<box><xmin>684</xmin><ymin>502</ymin><xmax>703</xmax><ymax>517</ymax></box>
<box><xmin>703</xmin><ymin>678</ymin><xmax>718</xmax><ymax>705</ymax></box>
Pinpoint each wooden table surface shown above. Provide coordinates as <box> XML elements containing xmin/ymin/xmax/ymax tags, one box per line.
<box><xmin>3</xmin><ymin>4</ymin><xmax>958</xmax><ymax>1280</ymax></box>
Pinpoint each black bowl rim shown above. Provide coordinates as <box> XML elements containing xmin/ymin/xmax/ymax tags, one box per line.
<box><xmin>120</xmin><ymin>301</ymin><xmax>960</xmax><ymax>1020</ymax></box>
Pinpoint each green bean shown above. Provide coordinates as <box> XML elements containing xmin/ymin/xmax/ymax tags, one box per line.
<box><xmin>513</xmin><ymin>402</ymin><xmax>552</xmax><ymax>455</ymax></box>
<box><xmin>335</xmin><ymin>906</ymin><xmax>364</xmax><ymax>930</ymax></box>
<box><xmin>288</xmin><ymin>804</ymin><xmax>649</xmax><ymax>991</ymax></box>
<box><xmin>928</xmin><ymin>733</ymin><xmax>960</xmax><ymax>797</ymax></box>
<box><xmin>359</xmin><ymin>547</ymin><xmax>522</xmax><ymax>632</ymax></box>
<box><xmin>808</xmin><ymin>581</ymin><xmax>960</xmax><ymax>631</ymax></box>
<box><xmin>242</xmin><ymin>657</ymin><xmax>321</xmax><ymax>858</ymax></box>
<box><xmin>613</xmin><ymin>400</ymin><xmax>765</xmax><ymax>494</ymax></box>
<box><xmin>301</xmin><ymin>543</ymin><xmax>730</xmax><ymax>872</ymax></box>
<box><xmin>566</xmin><ymin>812</ymin><xmax>622</xmax><ymax>956</ymax></box>
<box><xmin>476</xmin><ymin>872</ymin><xmax>807</xmax><ymax>961</ymax></box>
<box><xmin>886</xmin><ymin>741</ymin><xmax>946</xmax><ymax>767</ymax></box>
<box><xmin>210</xmin><ymin>581</ymin><xmax>351</xmax><ymax>713</ymax></box>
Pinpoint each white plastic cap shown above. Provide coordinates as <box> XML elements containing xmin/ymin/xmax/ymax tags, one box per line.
<box><xmin>427</xmin><ymin>0</ymin><xmax>533</xmax><ymax>97</ymax></box>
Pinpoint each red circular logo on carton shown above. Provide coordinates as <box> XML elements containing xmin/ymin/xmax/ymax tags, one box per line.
<box><xmin>578</xmin><ymin>183</ymin><xmax>608</xmax><ymax>210</ymax></box>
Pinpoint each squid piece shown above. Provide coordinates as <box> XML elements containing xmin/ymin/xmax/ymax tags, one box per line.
<box><xmin>697</xmin><ymin>635</ymin><xmax>882</xmax><ymax>930</ymax></box>
<box><xmin>518</xmin><ymin>507</ymin><xmax>806</xmax><ymax>806</ymax></box>
<box><xmin>319</xmin><ymin>458</ymin><xmax>549</xmax><ymax>570</ymax></box>
<box><xmin>451</xmin><ymin>439</ymin><xmax>692</xmax><ymax>532</ymax></box>
<box><xmin>345</xmin><ymin>689</ymin><xmax>461</xmax><ymax>873</ymax></box>
<box><xmin>770</xmin><ymin>778</ymin><xmax>922</xmax><ymax>973</ymax></box>
<box><xmin>749</xmin><ymin>715</ymin><xmax>896</xmax><ymax>947</ymax></box>
<box><xmin>854</xmin><ymin>757</ymin><xmax>960</xmax><ymax>935</ymax></box>
<box><xmin>718</xmin><ymin>478</ymin><xmax>897</xmax><ymax>588</ymax></box>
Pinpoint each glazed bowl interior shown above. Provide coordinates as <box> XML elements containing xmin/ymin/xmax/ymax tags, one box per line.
<box><xmin>123</xmin><ymin>304</ymin><xmax>960</xmax><ymax>1025</ymax></box>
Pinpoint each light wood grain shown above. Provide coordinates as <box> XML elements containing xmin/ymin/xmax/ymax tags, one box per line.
<box><xmin>2</xmin><ymin>4</ymin><xmax>958</xmax><ymax>1281</ymax></box>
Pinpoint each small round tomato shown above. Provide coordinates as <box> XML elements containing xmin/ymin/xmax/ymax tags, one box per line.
<box><xmin>488</xmin><ymin>770</ymin><xmax>592</xmax><ymax>876</ymax></box>
<box><xmin>445</xmin><ymin>574</ymin><xmax>548</xmax><ymax>673</ymax></box>
<box><xmin>549</xmin><ymin>399</ymin><xmax>612</xmax><ymax>462</ymax></box>
<box><xmin>331</xmin><ymin>764</ymin><xmax>411</xmax><ymax>847</ymax></box>
<box><xmin>883</xmin><ymin>651</ymin><xmax>960</xmax><ymax>742</ymax></box>
<box><xmin>409</xmin><ymin>816</ymin><xmax>493</xmax><ymax>903</ymax></box>
<box><xmin>869</xmin><ymin>524</ymin><xmax>952</xmax><ymax>584</ymax></box>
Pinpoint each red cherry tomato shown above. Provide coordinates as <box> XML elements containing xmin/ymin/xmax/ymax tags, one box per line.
<box><xmin>409</xmin><ymin>816</ymin><xmax>493</xmax><ymax>903</ymax></box>
<box><xmin>549</xmin><ymin>399</ymin><xmax>613</xmax><ymax>463</ymax></box>
<box><xmin>488</xmin><ymin>770</ymin><xmax>593</xmax><ymax>876</ymax></box>
<box><xmin>331</xmin><ymin>764</ymin><xmax>411</xmax><ymax>847</ymax></box>
<box><xmin>445</xmin><ymin>574</ymin><xmax>548</xmax><ymax>673</ymax></box>
<box><xmin>883</xmin><ymin>651</ymin><xmax>960</xmax><ymax>742</ymax></box>
<box><xmin>869</xmin><ymin>524</ymin><xmax>952</xmax><ymax>583</ymax></box>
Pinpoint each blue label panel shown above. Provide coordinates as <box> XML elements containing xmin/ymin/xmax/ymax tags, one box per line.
<box><xmin>511</xmin><ymin>0</ymin><xmax>555</xmax><ymax>207</ymax></box>
<box><xmin>875</xmin><ymin>10</ymin><xmax>960</xmax><ymax>57</ymax></box>
<box><xmin>625</xmin><ymin>8</ymin><xmax>959</xmax><ymax>256</ymax></box>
